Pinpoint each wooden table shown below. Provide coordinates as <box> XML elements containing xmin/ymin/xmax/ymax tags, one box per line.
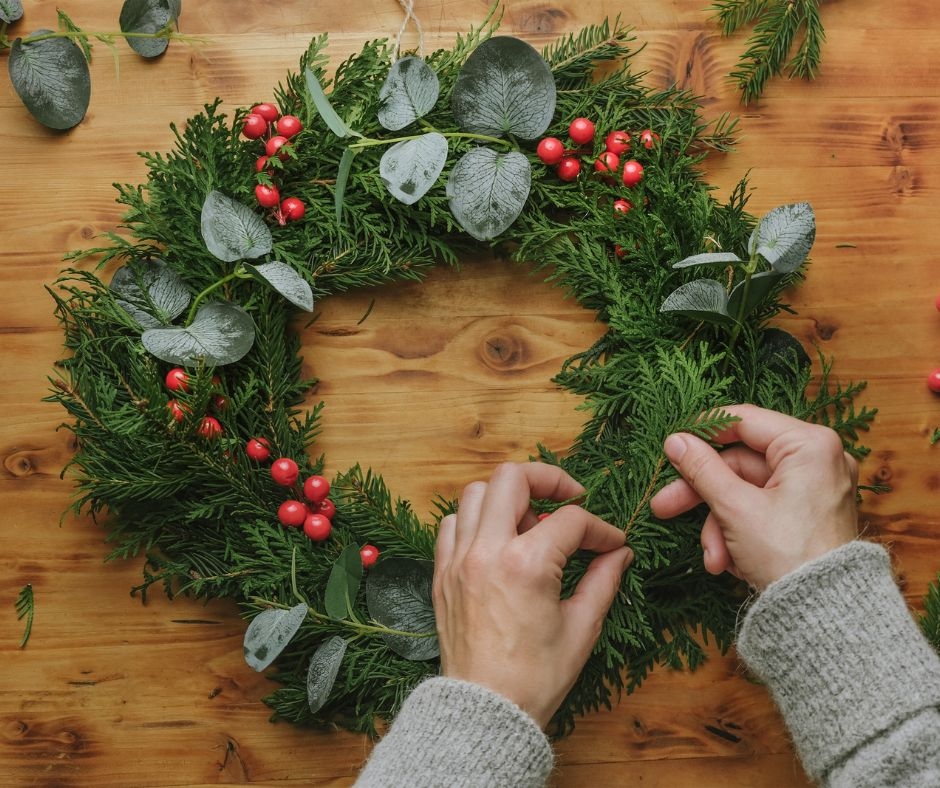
<box><xmin>2</xmin><ymin>1</ymin><xmax>937</xmax><ymax>785</ymax></box>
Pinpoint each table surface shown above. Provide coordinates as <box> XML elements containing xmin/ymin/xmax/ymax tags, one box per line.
<box><xmin>2</xmin><ymin>1</ymin><xmax>938</xmax><ymax>785</ymax></box>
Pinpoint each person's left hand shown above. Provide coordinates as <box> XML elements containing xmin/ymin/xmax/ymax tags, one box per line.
<box><xmin>432</xmin><ymin>462</ymin><xmax>633</xmax><ymax>729</ymax></box>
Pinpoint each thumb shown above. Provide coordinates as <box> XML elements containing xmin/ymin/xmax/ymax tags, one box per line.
<box><xmin>663</xmin><ymin>433</ymin><xmax>751</xmax><ymax>511</ymax></box>
<box><xmin>561</xmin><ymin>546</ymin><xmax>633</xmax><ymax>647</ymax></box>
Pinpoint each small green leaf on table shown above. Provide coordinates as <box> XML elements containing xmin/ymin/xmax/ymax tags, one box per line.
<box><xmin>243</xmin><ymin>601</ymin><xmax>308</xmax><ymax>672</ymax></box>
<box><xmin>244</xmin><ymin>261</ymin><xmax>314</xmax><ymax>312</ymax></box>
<box><xmin>446</xmin><ymin>148</ymin><xmax>531</xmax><ymax>241</ymax></box>
<box><xmin>380</xmin><ymin>132</ymin><xmax>448</xmax><ymax>206</ymax></box>
<box><xmin>378</xmin><ymin>56</ymin><xmax>440</xmax><ymax>131</ymax></box>
<box><xmin>141</xmin><ymin>301</ymin><xmax>255</xmax><ymax>366</ymax></box>
<box><xmin>9</xmin><ymin>32</ymin><xmax>91</xmax><ymax>130</ymax></box>
<box><xmin>306</xmin><ymin>635</ymin><xmax>347</xmax><ymax>713</ymax></box>
<box><xmin>366</xmin><ymin>557</ymin><xmax>439</xmax><ymax>661</ymax></box>
<box><xmin>16</xmin><ymin>584</ymin><xmax>34</xmax><ymax>648</ymax></box>
<box><xmin>324</xmin><ymin>544</ymin><xmax>363</xmax><ymax>621</ymax></box>
<box><xmin>111</xmin><ymin>259</ymin><xmax>191</xmax><ymax>328</ymax></box>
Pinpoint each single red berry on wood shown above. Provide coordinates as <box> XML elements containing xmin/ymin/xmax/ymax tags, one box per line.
<box><xmin>303</xmin><ymin>474</ymin><xmax>331</xmax><ymax>503</ymax></box>
<box><xmin>556</xmin><ymin>156</ymin><xmax>581</xmax><ymax>182</ymax></box>
<box><xmin>265</xmin><ymin>135</ymin><xmax>291</xmax><ymax>160</ymax></box>
<box><xmin>604</xmin><ymin>130</ymin><xmax>630</xmax><ymax>154</ymax></box>
<box><xmin>316</xmin><ymin>498</ymin><xmax>336</xmax><ymax>520</ymax></box>
<box><xmin>164</xmin><ymin>367</ymin><xmax>189</xmax><ymax>392</ymax></box>
<box><xmin>245</xmin><ymin>437</ymin><xmax>271</xmax><ymax>462</ymax></box>
<box><xmin>568</xmin><ymin>117</ymin><xmax>595</xmax><ymax>146</ymax></box>
<box><xmin>167</xmin><ymin>399</ymin><xmax>190</xmax><ymax>423</ymax></box>
<box><xmin>638</xmin><ymin>129</ymin><xmax>661</xmax><ymax>149</ymax></box>
<box><xmin>536</xmin><ymin>136</ymin><xmax>565</xmax><ymax>165</ymax></box>
<box><xmin>276</xmin><ymin>115</ymin><xmax>303</xmax><ymax>138</ymax></box>
<box><xmin>255</xmin><ymin>183</ymin><xmax>281</xmax><ymax>208</ymax></box>
<box><xmin>303</xmin><ymin>513</ymin><xmax>332</xmax><ymax>541</ymax></box>
<box><xmin>278</xmin><ymin>499</ymin><xmax>309</xmax><ymax>528</ymax></box>
<box><xmin>593</xmin><ymin>151</ymin><xmax>620</xmax><ymax>174</ymax></box>
<box><xmin>360</xmin><ymin>544</ymin><xmax>380</xmax><ymax>568</ymax></box>
<box><xmin>280</xmin><ymin>197</ymin><xmax>306</xmax><ymax>222</ymax></box>
<box><xmin>251</xmin><ymin>103</ymin><xmax>280</xmax><ymax>122</ymax></box>
<box><xmin>613</xmin><ymin>198</ymin><xmax>633</xmax><ymax>215</ymax></box>
<box><xmin>622</xmin><ymin>160</ymin><xmax>644</xmax><ymax>188</ymax></box>
<box><xmin>242</xmin><ymin>113</ymin><xmax>268</xmax><ymax>140</ymax></box>
<box><xmin>935</xmin><ymin>293</ymin><xmax>940</xmax><ymax>311</ymax></box>
<box><xmin>197</xmin><ymin>416</ymin><xmax>223</xmax><ymax>439</ymax></box>
<box><xmin>271</xmin><ymin>457</ymin><xmax>300</xmax><ymax>486</ymax></box>
<box><xmin>928</xmin><ymin>368</ymin><xmax>940</xmax><ymax>393</ymax></box>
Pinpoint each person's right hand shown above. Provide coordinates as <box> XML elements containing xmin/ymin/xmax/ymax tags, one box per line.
<box><xmin>649</xmin><ymin>404</ymin><xmax>859</xmax><ymax>590</ymax></box>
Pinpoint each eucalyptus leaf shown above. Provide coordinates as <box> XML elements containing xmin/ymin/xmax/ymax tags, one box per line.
<box><xmin>660</xmin><ymin>278</ymin><xmax>736</xmax><ymax>327</ymax></box>
<box><xmin>380</xmin><ymin>132</ymin><xmax>447</xmax><ymax>205</ymax></box>
<box><xmin>243</xmin><ymin>602</ymin><xmax>308</xmax><ymax>672</ymax></box>
<box><xmin>672</xmin><ymin>251</ymin><xmax>744</xmax><ymax>269</ymax></box>
<box><xmin>9</xmin><ymin>32</ymin><xmax>91</xmax><ymax>130</ymax></box>
<box><xmin>366</xmin><ymin>557</ymin><xmax>439</xmax><ymax>661</ymax></box>
<box><xmin>759</xmin><ymin>326</ymin><xmax>811</xmax><ymax>373</ymax></box>
<box><xmin>201</xmin><ymin>191</ymin><xmax>272</xmax><ymax>262</ymax></box>
<box><xmin>244</xmin><ymin>261</ymin><xmax>314</xmax><ymax>312</ymax></box>
<box><xmin>335</xmin><ymin>146</ymin><xmax>357</xmax><ymax>225</ymax></box>
<box><xmin>110</xmin><ymin>259</ymin><xmax>190</xmax><ymax>329</ymax></box>
<box><xmin>728</xmin><ymin>270</ymin><xmax>784</xmax><ymax>319</ymax></box>
<box><xmin>306</xmin><ymin>636</ymin><xmax>347</xmax><ymax>713</ymax></box>
<box><xmin>324</xmin><ymin>544</ymin><xmax>363</xmax><ymax>621</ymax></box>
<box><xmin>754</xmin><ymin>202</ymin><xmax>816</xmax><ymax>273</ymax></box>
<box><xmin>446</xmin><ymin>148</ymin><xmax>531</xmax><ymax>241</ymax></box>
<box><xmin>119</xmin><ymin>0</ymin><xmax>179</xmax><ymax>58</ymax></box>
<box><xmin>305</xmin><ymin>67</ymin><xmax>354</xmax><ymax>138</ymax></box>
<box><xmin>0</xmin><ymin>1</ymin><xmax>24</xmax><ymax>24</ymax></box>
<box><xmin>451</xmin><ymin>36</ymin><xmax>556</xmax><ymax>140</ymax></box>
<box><xmin>141</xmin><ymin>301</ymin><xmax>255</xmax><ymax>366</ymax></box>
<box><xmin>378</xmin><ymin>56</ymin><xmax>440</xmax><ymax>131</ymax></box>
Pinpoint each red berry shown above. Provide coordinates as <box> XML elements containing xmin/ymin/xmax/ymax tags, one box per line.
<box><xmin>622</xmin><ymin>160</ymin><xmax>644</xmax><ymax>187</ymax></box>
<box><xmin>271</xmin><ymin>457</ymin><xmax>300</xmax><ymax>486</ymax></box>
<box><xmin>212</xmin><ymin>394</ymin><xmax>229</xmax><ymax>412</ymax></box>
<box><xmin>164</xmin><ymin>367</ymin><xmax>189</xmax><ymax>392</ymax></box>
<box><xmin>255</xmin><ymin>183</ymin><xmax>281</xmax><ymax>209</ymax></box>
<box><xmin>638</xmin><ymin>129</ymin><xmax>661</xmax><ymax>149</ymax></box>
<box><xmin>556</xmin><ymin>156</ymin><xmax>581</xmax><ymax>182</ymax></box>
<box><xmin>303</xmin><ymin>475</ymin><xmax>331</xmax><ymax>504</ymax></box>
<box><xmin>167</xmin><ymin>399</ymin><xmax>190</xmax><ymax>423</ymax></box>
<box><xmin>280</xmin><ymin>197</ymin><xmax>306</xmax><ymax>222</ymax></box>
<box><xmin>935</xmin><ymin>293</ymin><xmax>940</xmax><ymax>311</ymax></box>
<box><xmin>246</xmin><ymin>437</ymin><xmax>271</xmax><ymax>462</ymax></box>
<box><xmin>316</xmin><ymin>498</ymin><xmax>336</xmax><ymax>520</ymax></box>
<box><xmin>255</xmin><ymin>155</ymin><xmax>271</xmax><ymax>173</ymax></box>
<box><xmin>604</xmin><ymin>130</ymin><xmax>630</xmax><ymax>154</ymax></box>
<box><xmin>276</xmin><ymin>115</ymin><xmax>303</xmax><ymax>138</ymax></box>
<box><xmin>614</xmin><ymin>244</ymin><xmax>626</xmax><ymax>258</ymax></box>
<box><xmin>197</xmin><ymin>416</ymin><xmax>223</xmax><ymax>439</ymax></box>
<box><xmin>251</xmin><ymin>103</ymin><xmax>280</xmax><ymax>123</ymax></box>
<box><xmin>594</xmin><ymin>151</ymin><xmax>620</xmax><ymax>174</ymax></box>
<box><xmin>568</xmin><ymin>117</ymin><xmax>595</xmax><ymax>146</ymax></box>
<box><xmin>613</xmin><ymin>198</ymin><xmax>633</xmax><ymax>215</ymax></box>
<box><xmin>360</xmin><ymin>544</ymin><xmax>380</xmax><ymax>568</ymax></box>
<box><xmin>242</xmin><ymin>113</ymin><xmax>268</xmax><ymax>140</ymax></box>
<box><xmin>928</xmin><ymin>369</ymin><xmax>940</xmax><ymax>393</ymax></box>
<box><xmin>303</xmin><ymin>513</ymin><xmax>332</xmax><ymax>541</ymax></box>
<box><xmin>265</xmin><ymin>135</ymin><xmax>291</xmax><ymax>161</ymax></box>
<box><xmin>278</xmin><ymin>499</ymin><xmax>309</xmax><ymax>528</ymax></box>
<box><xmin>536</xmin><ymin>137</ymin><xmax>565</xmax><ymax>166</ymax></box>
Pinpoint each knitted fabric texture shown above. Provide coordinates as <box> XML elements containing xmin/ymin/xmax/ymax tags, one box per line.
<box><xmin>736</xmin><ymin>540</ymin><xmax>940</xmax><ymax>783</ymax></box>
<box><xmin>354</xmin><ymin>676</ymin><xmax>554</xmax><ymax>787</ymax></box>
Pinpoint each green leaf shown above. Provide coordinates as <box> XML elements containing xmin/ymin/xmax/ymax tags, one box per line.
<box><xmin>377</xmin><ymin>56</ymin><xmax>440</xmax><ymax>131</ymax></box>
<box><xmin>200</xmin><ymin>190</ymin><xmax>272</xmax><ymax>262</ymax></box>
<box><xmin>324</xmin><ymin>544</ymin><xmax>363</xmax><ymax>620</ymax></box>
<box><xmin>15</xmin><ymin>584</ymin><xmax>34</xmax><ymax>648</ymax></box>
<box><xmin>366</xmin><ymin>557</ymin><xmax>439</xmax><ymax>661</ymax></box>
<box><xmin>9</xmin><ymin>32</ymin><xmax>91</xmax><ymax>130</ymax></box>
<box><xmin>0</xmin><ymin>1</ymin><xmax>24</xmax><ymax>24</ymax></box>
<box><xmin>304</xmin><ymin>67</ymin><xmax>355</xmax><ymax>138</ymax></box>
<box><xmin>243</xmin><ymin>602</ymin><xmax>308</xmax><ymax>672</ymax></box>
<box><xmin>56</xmin><ymin>10</ymin><xmax>91</xmax><ymax>61</ymax></box>
<box><xmin>759</xmin><ymin>327</ymin><xmax>811</xmax><ymax>373</ymax></box>
<box><xmin>335</xmin><ymin>146</ymin><xmax>357</xmax><ymax>225</ymax></box>
<box><xmin>451</xmin><ymin>36</ymin><xmax>556</xmax><ymax>140</ymax></box>
<box><xmin>728</xmin><ymin>270</ymin><xmax>784</xmax><ymax>318</ymax></box>
<box><xmin>119</xmin><ymin>0</ymin><xmax>179</xmax><ymax>58</ymax></box>
<box><xmin>110</xmin><ymin>259</ymin><xmax>191</xmax><ymax>329</ymax></box>
<box><xmin>306</xmin><ymin>636</ymin><xmax>347</xmax><ymax>713</ymax></box>
<box><xmin>141</xmin><ymin>301</ymin><xmax>255</xmax><ymax>366</ymax></box>
<box><xmin>446</xmin><ymin>148</ymin><xmax>531</xmax><ymax>241</ymax></box>
<box><xmin>660</xmin><ymin>278</ymin><xmax>736</xmax><ymax>327</ymax></box>
<box><xmin>754</xmin><ymin>202</ymin><xmax>816</xmax><ymax>273</ymax></box>
<box><xmin>380</xmin><ymin>132</ymin><xmax>447</xmax><ymax>206</ymax></box>
<box><xmin>673</xmin><ymin>251</ymin><xmax>744</xmax><ymax>269</ymax></box>
<box><xmin>244</xmin><ymin>261</ymin><xmax>314</xmax><ymax>312</ymax></box>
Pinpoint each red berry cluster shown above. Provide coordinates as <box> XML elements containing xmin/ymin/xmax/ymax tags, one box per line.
<box><xmin>164</xmin><ymin>367</ymin><xmax>227</xmax><ymax>438</ymax></box>
<box><xmin>242</xmin><ymin>103</ymin><xmax>306</xmax><ymax>226</ymax></box>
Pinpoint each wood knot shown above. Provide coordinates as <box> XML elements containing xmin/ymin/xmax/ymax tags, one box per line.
<box><xmin>872</xmin><ymin>464</ymin><xmax>893</xmax><ymax>484</ymax></box>
<box><xmin>880</xmin><ymin>118</ymin><xmax>908</xmax><ymax>155</ymax></box>
<box><xmin>480</xmin><ymin>331</ymin><xmax>524</xmax><ymax>371</ymax></box>
<box><xmin>507</xmin><ymin>4</ymin><xmax>570</xmax><ymax>34</ymax></box>
<box><xmin>888</xmin><ymin>165</ymin><xmax>916</xmax><ymax>197</ymax></box>
<box><xmin>4</xmin><ymin>451</ymin><xmax>37</xmax><ymax>478</ymax></box>
<box><xmin>812</xmin><ymin>319</ymin><xmax>838</xmax><ymax>341</ymax></box>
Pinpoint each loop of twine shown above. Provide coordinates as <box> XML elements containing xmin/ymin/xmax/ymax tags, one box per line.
<box><xmin>393</xmin><ymin>0</ymin><xmax>424</xmax><ymax>60</ymax></box>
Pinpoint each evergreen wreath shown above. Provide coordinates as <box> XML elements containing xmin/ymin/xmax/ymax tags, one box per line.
<box><xmin>48</xmin><ymin>14</ymin><xmax>877</xmax><ymax>736</ymax></box>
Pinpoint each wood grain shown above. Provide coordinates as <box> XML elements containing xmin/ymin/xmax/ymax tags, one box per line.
<box><xmin>1</xmin><ymin>1</ymin><xmax>938</xmax><ymax>785</ymax></box>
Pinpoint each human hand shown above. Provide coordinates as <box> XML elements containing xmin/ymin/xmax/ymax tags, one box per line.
<box><xmin>649</xmin><ymin>404</ymin><xmax>859</xmax><ymax>590</ymax></box>
<box><xmin>432</xmin><ymin>462</ymin><xmax>633</xmax><ymax>729</ymax></box>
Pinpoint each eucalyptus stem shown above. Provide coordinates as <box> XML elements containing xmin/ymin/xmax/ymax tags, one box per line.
<box><xmin>185</xmin><ymin>270</ymin><xmax>243</xmax><ymax>325</ymax></box>
<box><xmin>350</xmin><ymin>130</ymin><xmax>512</xmax><ymax>150</ymax></box>
<box><xmin>19</xmin><ymin>29</ymin><xmax>175</xmax><ymax>46</ymax></box>
<box><xmin>720</xmin><ymin>255</ymin><xmax>757</xmax><ymax>374</ymax></box>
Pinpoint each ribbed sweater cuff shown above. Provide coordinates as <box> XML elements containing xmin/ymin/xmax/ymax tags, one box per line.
<box><xmin>736</xmin><ymin>540</ymin><xmax>940</xmax><ymax>781</ymax></box>
<box><xmin>355</xmin><ymin>676</ymin><xmax>554</xmax><ymax>787</ymax></box>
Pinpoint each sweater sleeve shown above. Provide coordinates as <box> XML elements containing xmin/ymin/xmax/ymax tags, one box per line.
<box><xmin>353</xmin><ymin>676</ymin><xmax>554</xmax><ymax>788</ymax></box>
<box><xmin>736</xmin><ymin>540</ymin><xmax>940</xmax><ymax>786</ymax></box>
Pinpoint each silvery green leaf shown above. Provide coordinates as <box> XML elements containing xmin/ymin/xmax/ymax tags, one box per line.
<box><xmin>141</xmin><ymin>301</ymin><xmax>255</xmax><ymax>366</ymax></box>
<box><xmin>747</xmin><ymin>226</ymin><xmax>759</xmax><ymax>257</ymax></box>
<box><xmin>306</xmin><ymin>636</ymin><xmax>347</xmax><ymax>713</ymax></box>
<box><xmin>378</xmin><ymin>56</ymin><xmax>440</xmax><ymax>131</ymax></box>
<box><xmin>244</xmin><ymin>261</ymin><xmax>314</xmax><ymax>312</ymax></box>
<box><xmin>672</xmin><ymin>251</ymin><xmax>743</xmax><ymax>269</ymax></box>
<box><xmin>243</xmin><ymin>602</ymin><xmax>308</xmax><ymax>672</ymax></box>
<box><xmin>366</xmin><ymin>557</ymin><xmax>439</xmax><ymax>661</ymax></box>
<box><xmin>755</xmin><ymin>202</ymin><xmax>816</xmax><ymax>273</ymax></box>
<box><xmin>110</xmin><ymin>259</ymin><xmax>190</xmax><ymax>329</ymax></box>
<box><xmin>380</xmin><ymin>132</ymin><xmax>447</xmax><ymax>205</ymax></box>
<box><xmin>728</xmin><ymin>270</ymin><xmax>784</xmax><ymax>319</ymax></box>
<box><xmin>304</xmin><ymin>67</ymin><xmax>355</xmax><ymax>138</ymax></box>
<box><xmin>9</xmin><ymin>32</ymin><xmax>90</xmax><ymax>130</ymax></box>
<box><xmin>324</xmin><ymin>544</ymin><xmax>363</xmax><ymax>621</ymax></box>
<box><xmin>452</xmin><ymin>36</ymin><xmax>556</xmax><ymax>140</ymax></box>
<box><xmin>660</xmin><ymin>278</ymin><xmax>736</xmax><ymax>327</ymax></box>
<box><xmin>0</xmin><ymin>1</ymin><xmax>24</xmax><ymax>24</ymax></box>
<box><xmin>446</xmin><ymin>148</ymin><xmax>530</xmax><ymax>241</ymax></box>
<box><xmin>200</xmin><ymin>191</ymin><xmax>272</xmax><ymax>262</ymax></box>
<box><xmin>334</xmin><ymin>146</ymin><xmax>357</xmax><ymax>224</ymax></box>
<box><xmin>119</xmin><ymin>0</ymin><xmax>179</xmax><ymax>58</ymax></box>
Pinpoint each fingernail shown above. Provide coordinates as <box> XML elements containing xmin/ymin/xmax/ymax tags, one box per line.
<box><xmin>664</xmin><ymin>434</ymin><xmax>687</xmax><ymax>463</ymax></box>
<box><xmin>622</xmin><ymin>547</ymin><xmax>634</xmax><ymax>568</ymax></box>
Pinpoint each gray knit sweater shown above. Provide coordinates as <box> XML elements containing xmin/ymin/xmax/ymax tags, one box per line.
<box><xmin>354</xmin><ymin>541</ymin><xmax>940</xmax><ymax>786</ymax></box>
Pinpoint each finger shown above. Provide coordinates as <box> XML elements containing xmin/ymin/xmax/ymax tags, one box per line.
<box><xmin>844</xmin><ymin>451</ymin><xmax>859</xmax><ymax>489</ymax></box>
<box><xmin>560</xmin><ymin>546</ymin><xmax>633</xmax><ymax>652</ymax></box>
<box><xmin>700</xmin><ymin>515</ymin><xmax>732</xmax><ymax>575</ymax></box>
<box><xmin>435</xmin><ymin>513</ymin><xmax>457</xmax><ymax>568</ymax></box>
<box><xmin>699</xmin><ymin>403</ymin><xmax>808</xmax><ymax>453</ymax></box>
<box><xmin>453</xmin><ymin>480</ymin><xmax>487</xmax><ymax>556</ymax></box>
<box><xmin>521</xmin><ymin>504</ymin><xmax>625</xmax><ymax>560</ymax></box>
<box><xmin>663</xmin><ymin>432</ymin><xmax>756</xmax><ymax>513</ymax></box>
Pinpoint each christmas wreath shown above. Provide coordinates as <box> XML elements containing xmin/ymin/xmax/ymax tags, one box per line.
<box><xmin>48</xmin><ymin>15</ymin><xmax>876</xmax><ymax>736</ymax></box>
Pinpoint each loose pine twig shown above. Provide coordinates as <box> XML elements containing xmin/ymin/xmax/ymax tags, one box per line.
<box><xmin>16</xmin><ymin>584</ymin><xmax>34</xmax><ymax>648</ymax></box>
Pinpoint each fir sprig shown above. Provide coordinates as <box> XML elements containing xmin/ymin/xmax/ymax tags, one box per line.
<box><xmin>15</xmin><ymin>584</ymin><xmax>34</xmax><ymax>648</ymax></box>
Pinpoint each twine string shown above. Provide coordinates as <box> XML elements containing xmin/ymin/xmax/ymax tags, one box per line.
<box><xmin>393</xmin><ymin>0</ymin><xmax>424</xmax><ymax>60</ymax></box>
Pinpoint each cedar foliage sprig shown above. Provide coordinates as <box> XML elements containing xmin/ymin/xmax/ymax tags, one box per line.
<box><xmin>48</xmin><ymin>16</ymin><xmax>876</xmax><ymax>735</ymax></box>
